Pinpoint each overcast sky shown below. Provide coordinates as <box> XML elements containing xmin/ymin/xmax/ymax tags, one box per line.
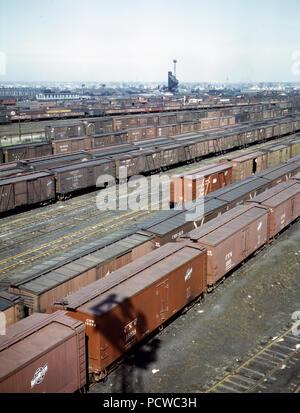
<box><xmin>1</xmin><ymin>0</ymin><xmax>300</xmax><ymax>82</ymax></box>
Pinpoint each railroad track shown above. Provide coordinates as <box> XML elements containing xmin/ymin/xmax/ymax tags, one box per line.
<box><xmin>204</xmin><ymin>326</ymin><xmax>300</xmax><ymax>393</ymax></box>
<box><xmin>0</xmin><ymin>197</ymin><xmax>165</xmax><ymax>276</ymax></box>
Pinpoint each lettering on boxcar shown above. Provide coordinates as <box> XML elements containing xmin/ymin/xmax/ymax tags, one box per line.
<box><xmin>31</xmin><ymin>364</ymin><xmax>48</xmax><ymax>389</ymax></box>
<box><xmin>85</xmin><ymin>319</ymin><xmax>96</xmax><ymax>327</ymax></box>
<box><xmin>124</xmin><ymin>319</ymin><xmax>137</xmax><ymax>342</ymax></box>
<box><xmin>185</xmin><ymin>268</ymin><xmax>193</xmax><ymax>282</ymax></box>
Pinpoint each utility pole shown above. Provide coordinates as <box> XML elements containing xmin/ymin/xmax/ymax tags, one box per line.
<box><xmin>18</xmin><ymin>108</ymin><xmax>21</xmax><ymax>142</ymax></box>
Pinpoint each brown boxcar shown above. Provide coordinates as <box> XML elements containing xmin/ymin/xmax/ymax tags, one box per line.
<box><xmin>52</xmin><ymin>136</ymin><xmax>92</xmax><ymax>154</ymax></box>
<box><xmin>91</xmin><ymin>131</ymin><xmax>128</xmax><ymax>148</ymax></box>
<box><xmin>170</xmin><ymin>163</ymin><xmax>232</xmax><ymax>205</ymax></box>
<box><xmin>112</xmin><ymin>152</ymin><xmax>145</xmax><ymax>178</ymax></box>
<box><xmin>113</xmin><ymin>116</ymin><xmax>139</xmax><ymax>131</ymax></box>
<box><xmin>128</xmin><ymin>148</ymin><xmax>162</xmax><ymax>173</ymax></box>
<box><xmin>126</xmin><ymin>125</ymin><xmax>157</xmax><ymax>142</ymax></box>
<box><xmin>0</xmin><ymin>290</ymin><xmax>24</xmax><ymax>328</ymax></box>
<box><xmin>0</xmin><ymin>311</ymin><xmax>86</xmax><ymax>393</ymax></box>
<box><xmin>53</xmin><ymin>242</ymin><xmax>207</xmax><ymax>377</ymax></box>
<box><xmin>179</xmin><ymin>204</ymin><xmax>269</xmax><ymax>286</ymax></box>
<box><xmin>84</xmin><ymin>118</ymin><xmax>114</xmax><ymax>135</ymax></box>
<box><xmin>246</xmin><ymin>181</ymin><xmax>300</xmax><ymax>238</ymax></box>
<box><xmin>0</xmin><ymin>171</ymin><xmax>55</xmax><ymax>213</ymax></box>
<box><xmin>223</xmin><ymin>150</ymin><xmax>268</xmax><ymax>182</ymax></box>
<box><xmin>45</xmin><ymin>122</ymin><xmax>86</xmax><ymax>140</ymax></box>
<box><xmin>9</xmin><ymin>231</ymin><xmax>154</xmax><ymax>315</ymax></box>
<box><xmin>156</xmin><ymin>143</ymin><xmax>181</xmax><ymax>168</ymax></box>
<box><xmin>3</xmin><ymin>142</ymin><xmax>53</xmax><ymax>163</ymax></box>
<box><xmin>157</xmin><ymin>123</ymin><xmax>181</xmax><ymax>138</ymax></box>
<box><xmin>53</xmin><ymin>158</ymin><xmax>115</xmax><ymax>194</ymax></box>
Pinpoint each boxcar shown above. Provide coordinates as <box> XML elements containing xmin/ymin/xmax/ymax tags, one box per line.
<box><xmin>0</xmin><ymin>172</ymin><xmax>55</xmax><ymax>213</ymax></box>
<box><xmin>261</xmin><ymin>143</ymin><xmax>291</xmax><ymax>167</ymax></box>
<box><xmin>52</xmin><ymin>136</ymin><xmax>92</xmax><ymax>155</ymax></box>
<box><xmin>2</xmin><ymin>142</ymin><xmax>53</xmax><ymax>163</ymax></box>
<box><xmin>91</xmin><ymin>131</ymin><xmax>128</xmax><ymax>148</ymax></box>
<box><xmin>156</xmin><ymin>143</ymin><xmax>182</xmax><ymax>168</ymax></box>
<box><xmin>157</xmin><ymin>123</ymin><xmax>181</xmax><ymax>138</ymax></box>
<box><xmin>9</xmin><ymin>231</ymin><xmax>154</xmax><ymax>315</ymax></box>
<box><xmin>84</xmin><ymin>117</ymin><xmax>114</xmax><ymax>135</ymax></box>
<box><xmin>223</xmin><ymin>150</ymin><xmax>268</xmax><ymax>182</ymax></box>
<box><xmin>170</xmin><ymin>163</ymin><xmax>232</xmax><ymax>206</ymax></box>
<box><xmin>45</xmin><ymin>122</ymin><xmax>86</xmax><ymax>140</ymax></box>
<box><xmin>246</xmin><ymin>181</ymin><xmax>300</xmax><ymax>238</ymax></box>
<box><xmin>179</xmin><ymin>204</ymin><xmax>269</xmax><ymax>287</ymax></box>
<box><xmin>113</xmin><ymin>116</ymin><xmax>139</xmax><ymax>131</ymax></box>
<box><xmin>53</xmin><ymin>158</ymin><xmax>115</xmax><ymax>194</ymax></box>
<box><xmin>53</xmin><ymin>242</ymin><xmax>207</xmax><ymax>378</ymax></box>
<box><xmin>0</xmin><ymin>311</ymin><xmax>86</xmax><ymax>393</ymax></box>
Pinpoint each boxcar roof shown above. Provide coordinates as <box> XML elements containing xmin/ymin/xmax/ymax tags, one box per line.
<box><xmin>257</xmin><ymin>164</ymin><xmax>299</xmax><ymax>181</ymax></box>
<box><xmin>13</xmin><ymin>232</ymin><xmax>154</xmax><ymax>296</ymax></box>
<box><xmin>248</xmin><ymin>181</ymin><xmax>299</xmax><ymax>207</ymax></box>
<box><xmin>187</xmin><ymin>205</ymin><xmax>268</xmax><ymax>245</ymax></box>
<box><xmin>0</xmin><ymin>171</ymin><xmax>53</xmax><ymax>185</ymax></box>
<box><xmin>2</xmin><ymin>142</ymin><xmax>50</xmax><ymax>150</ymax></box>
<box><xmin>52</xmin><ymin>158</ymin><xmax>112</xmax><ymax>172</ymax></box>
<box><xmin>209</xmin><ymin>177</ymin><xmax>269</xmax><ymax>203</ymax></box>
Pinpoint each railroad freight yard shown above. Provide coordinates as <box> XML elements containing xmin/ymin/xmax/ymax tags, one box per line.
<box><xmin>0</xmin><ymin>0</ymin><xmax>300</xmax><ymax>399</ymax></box>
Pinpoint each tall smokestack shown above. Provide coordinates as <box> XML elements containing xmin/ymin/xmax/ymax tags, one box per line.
<box><xmin>173</xmin><ymin>59</ymin><xmax>177</xmax><ymax>77</ymax></box>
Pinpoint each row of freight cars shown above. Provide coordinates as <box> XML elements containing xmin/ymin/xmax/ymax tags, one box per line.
<box><xmin>44</xmin><ymin>106</ymin><xmax>292</xmax><ymax>140</ymax></box>
<box><xmin>1</xmin><ymin>169</ymin><xmax>299</xmax><ymax>392</ymax></box>
<box><xmin>169</xmin><ymin>136</ymin><xmax>300</xmax><ymax>206</ymax></box>
<box><xmin>2</xmin><ymin>156</ymin><xmax>300</xmax><ymax>321</ymax></box>
<box><xmin>0</xmin><ymin>112</ymin><xmax>296</xmax><ymax>164</ymax></box>
<box><xmin>0</xmin><ymin>99</ymin><xmax>293</xmax><ymax>125</ymax></box>
<box><xmin>1</xmin><ymin>120</ymin><xmax>300</xmax><ymax>214</ymax></box>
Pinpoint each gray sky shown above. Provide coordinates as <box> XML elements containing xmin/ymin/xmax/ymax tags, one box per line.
<box><xmin>1</xmin><ymin>0</ymin><xmax>300</xmax><ymax>82</ymax></box>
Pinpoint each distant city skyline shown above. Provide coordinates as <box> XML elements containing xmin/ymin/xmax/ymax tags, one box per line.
<box><xmin>1</xmin><ymin>0</ymin><xmax>300</xmax><ymax>83</ymax></box>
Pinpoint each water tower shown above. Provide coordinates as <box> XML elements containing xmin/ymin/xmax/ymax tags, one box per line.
<box><xmin>168</xmin><ymin>59</ymin><xmax>179</xmax><ymax>92</ymax></box>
